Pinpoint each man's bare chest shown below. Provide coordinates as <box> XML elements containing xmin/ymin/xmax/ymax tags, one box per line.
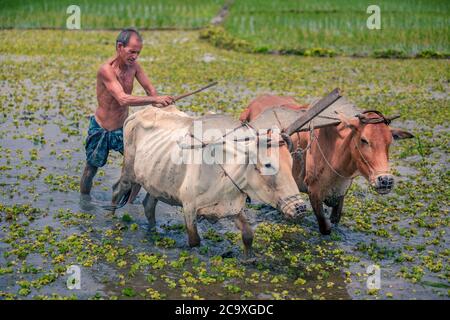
<box><xmin>115</xmin><ymin>69</ymin><xmax>135</xmax><ymax>94</ymax></box>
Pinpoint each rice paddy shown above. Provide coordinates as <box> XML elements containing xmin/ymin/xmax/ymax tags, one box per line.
<box><xmin>223</xmin><ymin>0</ymin><xmax>450</xmax><ymax>56</ymax></box>
<box><xmin>0</xmin><ymin>29</ymin><xmax>448</xmax><ymax>300</ymax></box>
<box><xmin>1</xmin><ymin>0</ymin><xmax>448</xmax><ymax>56</ymax></box>
<box><xmin>0</xmin><ymin>0</ymin><xmax>223</xmax><ymax>29</ymax></box>
<box><xmin>0</xmin><ymin>0</ymin><xmax>449</xmax><ymax>301</ymax></box>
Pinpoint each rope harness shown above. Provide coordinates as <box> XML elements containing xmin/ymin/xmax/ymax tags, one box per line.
<box><xmin>291</xmin><ymin>110</ymin><xmax>395</xmax><ymax>180</ymax></box>
<box><xmin>184</xmin><ymin>121</ymin><xmax>289</xmax><ymax>196</ymax></box>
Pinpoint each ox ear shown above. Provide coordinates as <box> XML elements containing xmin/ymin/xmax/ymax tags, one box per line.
<box><xmin>239</xmin><ymin>108</ymin><xmax>250</xmax><ymax>122</ymax></box>
<box><xmin>391</xmin><ymin>128</ymin><xmax>414</xmax><ymax>140</ymax></box>
<box><xmin>338</xmin><ymin>113</ymin><xmax>358</xmax><ymax>131</ymax></box>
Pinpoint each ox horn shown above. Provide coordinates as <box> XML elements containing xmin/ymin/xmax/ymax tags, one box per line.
<box><xmin>337</xmin><ymin>112</ymin><xmax>355</xmax><ymax>128</ymax></box>
<box><xmin>281</xmin><ymin>133</ymin><xmax>294</xmax><ymax>153</ymax></box>
<box><xmin>385</xmin><ymin>114</ymin><xmax>401</xmax><ymax>122</ymax></box>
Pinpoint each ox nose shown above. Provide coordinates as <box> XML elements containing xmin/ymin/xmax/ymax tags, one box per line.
<box><xmin>374</xmin><ymin>174</ymin><xmax>394</xmax><ymax>194</ymax></box>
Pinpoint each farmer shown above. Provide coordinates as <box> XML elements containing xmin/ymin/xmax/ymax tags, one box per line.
<box><xmin>80</xmin><ymin>28</ymin><xmax>174</xmax><ymax>197</ymax></box>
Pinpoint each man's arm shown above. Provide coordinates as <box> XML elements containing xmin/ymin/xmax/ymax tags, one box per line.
<box><xmin>135</xmin><ymin>63</ymin><xmax>157</xmax><ymax>96</ymax></box>
<box><xmin>99</xmin><ymin>65</ymin><xmax>172</xmax><ymax>107</ymax></box>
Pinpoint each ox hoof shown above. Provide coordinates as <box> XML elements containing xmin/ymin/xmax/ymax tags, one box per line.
<box><xmin>319</xmin><ymin>219</ymin><xmax>332</xmax><ymax>235</ymax></box>
<box><xmin>147</xmin><ymin>225</ymin><xmax>157</xmax><ymax>234</ymax></box>
<box><xmin>221</xmin><ymin>250</ymin><xmax>235</xmax><ymax>259</ymax></box>
<box><xmin>188</xmin><ymin>237</ymin><xmax>201</xmax><ymax>248</ymax></box>
<box><xmin>240</xmin><ymin>251</ymin><xmax>257</xmax><ymax>265</ymax></box>
<box><xmin>79</xmin><ymin>194</ymin><xmax>96</xmax><ymax>212</ymax></box>
<box><xmin>330</xmin><ymin>214</ymin><xmax>341</xmax><ymax>225</ymax></box>
<box><xmin>240</xmin><ymin>257</ymin><xmax>257</xmax><ymax>265</ymax></box>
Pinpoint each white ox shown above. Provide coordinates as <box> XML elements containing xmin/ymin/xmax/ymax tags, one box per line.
<box><xmin>111</xmin><ymin>106</ymin><xmax>306</xmax><ymax>257</ymax></box>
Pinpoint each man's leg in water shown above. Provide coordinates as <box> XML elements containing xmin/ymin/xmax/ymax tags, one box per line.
<box><xmin>80</xmin><ymin>163</ymin><xmax>98</xmax><ymax>195</ymax></box>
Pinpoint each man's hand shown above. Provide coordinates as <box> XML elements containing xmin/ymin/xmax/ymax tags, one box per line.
<box><xmin>153</xmin><ymin>95</ymin><xmax>174</xmax><ymax>107</ymax></box>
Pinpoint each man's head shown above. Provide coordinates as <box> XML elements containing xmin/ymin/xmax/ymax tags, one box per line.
<box><xmin>116</xmin><ymin>28</ymin><xmax>143</xmax><ymax>66</ymax></box>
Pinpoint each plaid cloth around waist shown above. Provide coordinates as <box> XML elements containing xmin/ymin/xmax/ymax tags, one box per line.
<box><xmin>85</xmin><ymin>115</ymin><xmax>124</xmax><ymax>167</ymax></box>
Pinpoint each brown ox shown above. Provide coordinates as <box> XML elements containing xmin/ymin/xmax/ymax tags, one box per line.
<box><xmin>240</xmin><ymin>95</ymin><xmax>414</xmax><ymax>235</ymax></box>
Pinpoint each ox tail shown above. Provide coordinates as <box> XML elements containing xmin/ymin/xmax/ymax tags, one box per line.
<box><xmin>102</xmin><ymin>188</ymin><xmax>132</xmax><ymax>211</ymax></box>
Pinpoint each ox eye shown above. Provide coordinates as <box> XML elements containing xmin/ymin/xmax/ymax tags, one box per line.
<box><xmin>361</xmin><ymin>138</ymin><xmax>369</xmax><ymax>145</ymax></box>
<box><xmin>264</xmin><ymin>163</ymin><xmax>272</xmax><ymax>168</ymax></box>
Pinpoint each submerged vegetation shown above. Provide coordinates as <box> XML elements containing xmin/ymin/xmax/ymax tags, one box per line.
<box><xmin>0</xmin><ymin>24</ymin><xmax>448</xmax><ymax>300</ymax></box>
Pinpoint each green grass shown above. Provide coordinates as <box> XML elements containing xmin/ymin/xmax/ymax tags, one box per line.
<box><xmin>0</xmin><ymin>1</ymin><xmax>448</xmax><ymax>57</ymax></box>
<box><xmin>223</xmin><ymin>0</ymin><xmax>450</xmax><ymax>56</ymax></box>
<box><xmin>0</xmin><ymin>0</ymin><xmax>223</xmax><ymax>29</ymax></box>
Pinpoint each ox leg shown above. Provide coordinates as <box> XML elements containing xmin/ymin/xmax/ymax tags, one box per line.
<box><xmin>330</xmin><ymin>196</ymin><xmax>345</xmax><ymax>225</ymax></box>
<box><xmin>309</xmin><ymin>194</ymin><xmax>331</xmax><ymax>235</ymax></box>
<box><xmin>143</xmin><ymin>193</ymin><xmax>157</xmax><ymax>231</ymax></box>
<box><xmin>184</xmin><ymin>209</ymin><xmax>201</xmax><ymax>247</ymax></box>
<box><xmin>234</xmin><ymin>211</ymin><xmax>254</xmax><ymax>259</ymax></box>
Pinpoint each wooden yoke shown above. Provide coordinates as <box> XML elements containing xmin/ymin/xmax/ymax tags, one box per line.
<box><xmin>285</xmin><ymin>88</ymin><xmax>342</xmax><ymax>136</ymax></box>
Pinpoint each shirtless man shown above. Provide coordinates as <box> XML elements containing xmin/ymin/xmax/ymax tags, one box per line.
<box><xmin>80</xmin><ymin>28</ymin><xmax>173</xmax><ymax>197</ymax></box>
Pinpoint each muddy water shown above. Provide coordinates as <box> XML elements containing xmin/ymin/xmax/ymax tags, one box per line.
<box><xmin>0</xmin><ymin>84</ymin><xmax>446</xmax><ymax>300</ymax></box>
<box><xmin>0</xmin><ymin>81</ymin><xmax>445</xmax><ymax>300</ymax></box>
<box><xmin>0</xmin><ymin>76</ymin><xmax>350</xmax><ymax>300</ymax></box>
<box><xmin>1</xmin><ymin>49</ymin><xmax>448</xmax><ymax>300</ymax></box>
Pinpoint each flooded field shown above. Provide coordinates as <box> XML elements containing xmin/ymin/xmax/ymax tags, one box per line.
<box><xmin>0</xmin><ymin>30</ymin><xmax>448</xmax><ymax>300</ymax></box>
